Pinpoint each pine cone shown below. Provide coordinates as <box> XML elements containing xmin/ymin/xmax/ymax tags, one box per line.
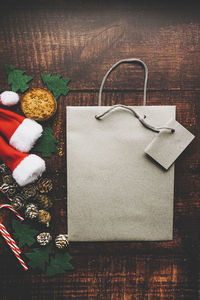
<box><xmin>37</xmin><ymin>178</ymin><xmax>53</xmax><ymax>194</ymax></box>
<box><xmin>37</xmin><ymin>194</ymin><xmax>53</xmax><ymax>210</ymax></box>
<box><xmin>0</xmin><ymin>164</ymin><xmax>11</xmax><ymax>175</ymax></box>
<box><xmin>11</xmin><ymin>194</ymin><xmax>25</xmax><ymax>210</ymax></box>
<box><xmin>37</xmin><ymin>232</ymin><xmax>52</xmax><ymax>246</ymax></box>
<box><xmin>2</xmin><ymin>174</ymin><xmax>15</xmax><ymax>185</ymax></box>
<box><xmin>22</xmin><ymin>183</ymin><xmax>37</xmax><ymax>200</ymax></box>
<box><xmin>25</xmin><ymin>203</ymin><xmax>39</xmax><ymax>219</ymax></box>
<box><xmin>55</xmin><ymin>234</ymin><xmax>69</xmax><ymax>249</ymax></box>
<box><xmin>38</xmin><ymin>209</ymin><xmax>51</xmax><ymax>227</ymax></box>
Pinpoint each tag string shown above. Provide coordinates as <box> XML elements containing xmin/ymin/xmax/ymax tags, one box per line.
<box><xmin>95</xmin><ymin>105</ymin><xmax>175</xmax><ymax>133</ymax></box>
<box><xmin>96</xmin><ymin>58</ymin><xmax>175</xmax><ymax>133</ymax></box>
<box><xmin>0</xmin><ymin>204</ymin><xmax>28</xmax><ymax>271</ymax></box>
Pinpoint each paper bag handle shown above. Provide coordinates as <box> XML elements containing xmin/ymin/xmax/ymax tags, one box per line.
<box><xmin>98</xmin><ymin>58</ymin><xmax>148</xmax><ymax>106</ymax></box>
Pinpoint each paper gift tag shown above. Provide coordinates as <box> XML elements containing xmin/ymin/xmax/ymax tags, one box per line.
<box><xmin>145</xmin><ymin>119</ymin><xmax>195</xmax><ymax>170</ymax></box>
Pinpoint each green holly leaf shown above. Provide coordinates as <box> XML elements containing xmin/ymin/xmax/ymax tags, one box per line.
<box><xmin>41</xmin><ymin>73</ymin><xmax>70</xmax><ymax>99</ymax></box>
<box><xmin>5</xmin><ymin>64</ymin><xmax>32</xmax><ymax>93</ymax></box>
<box><xmin>33</xmin><ymin>124</ymin><xmax>58</xmax><ymax>158</ymax></box>
<box><xmin>25</xmin><ymin>244</ymin><xmax>52</xmax><ymax>272</ymax></box>
<box><xmin>12</xmin><ymin>219</ymin><xmax>39</xmax><ymax>247</ymax></box>
<box><xmin>46</xmin><ymin>252</ymin><xmax>74</xmax><ymax>277</ymax></box>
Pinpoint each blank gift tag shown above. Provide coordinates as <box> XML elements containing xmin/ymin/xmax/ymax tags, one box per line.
<box><xmin>145</xmin><ymin>119</ymin><xmax>195</xmax><ymax>170</ymax></box>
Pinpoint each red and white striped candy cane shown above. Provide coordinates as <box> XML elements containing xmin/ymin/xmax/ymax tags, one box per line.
<box><xmin>0</xmin><ymin>204</ymin><xmax>28</xmax><ymax>271</ymax></box>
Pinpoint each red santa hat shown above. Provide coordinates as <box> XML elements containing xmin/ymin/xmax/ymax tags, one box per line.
<box><xmin>0</xmin><ymin>135</ymin><xmax>45</xmax><ymax>186</ymax></box>
<box><xmin>0</xmin><ymin>91</ymin><xmax>19</xmax><ymax>106</ymax></box>
<box><xmin>0</xmin><ymin>108</ymin><xmax>43</xmax><ymax>153</ymax></box>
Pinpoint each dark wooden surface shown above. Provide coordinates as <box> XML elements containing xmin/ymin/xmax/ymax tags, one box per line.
<box><xmin>0</xmin><ymin>1</ymin><xmax>199</xmax><ymax>299</ymax></box>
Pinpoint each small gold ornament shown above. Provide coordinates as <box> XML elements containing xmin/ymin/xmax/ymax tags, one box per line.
<box><xmin>38</xmin><ymin>209</ymin><xmax>51</xmax><ymax>227</ymax></box>
<box><xmin>55</xmin><ymin>234</ymin><xmax>69</xmax><ymax>249</ymax></box>
<box><xmin>37</xmin><ymin>194</ymin><xmax>53</xmax><ymax>210</ymax></box>
<box><xmin>37</xmin><ymin>232</ymin><xmax>52</xmax><ymax>246</ymax></box>
<box><xmin>22</xmin><ymin>183</ymin><xmax>37</xmax><ymax>200</ymax></box>
<box><xmin>37</xmin><ymin>178</ymin><xmax>53</xmax><ymax>194</ymax></box>
<box><xmin>25</xmin><ymin>203</ymin><xmax>39</xmax><ymax>219</ymax></box>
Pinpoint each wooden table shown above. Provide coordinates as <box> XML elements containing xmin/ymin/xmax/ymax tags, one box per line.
<box><xmin>0</xmin><ymin>1</ymin><xmax>199</xmax><ymax>299</ymax></box>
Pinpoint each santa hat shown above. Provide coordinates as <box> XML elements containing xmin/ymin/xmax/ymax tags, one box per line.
<box><xmin>0</xmin><ymin>91</ymin><xmax>19</xmax><ymax>106</ymax></box>
<box><xmin>0</xmin><ymin>108</ymin><xmax>43</xmax><ymax>153</ymax></box>
<box><xmin>0</xmin><ymin>135</ymin><xmax>45</xmax><ymax>186</ymax></box>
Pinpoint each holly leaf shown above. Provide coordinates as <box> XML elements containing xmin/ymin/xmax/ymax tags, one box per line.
<box><xmin>5</xmin><ymin>64</ymin><xmax>32</xmax><ymax>93</ymax></box>
<box><xmin>41</xmin><ymin>73</ymin><xmax>70</xmax><ymax>99</ymax></box>
<box><xmin>33</xmin><ymin>124</ymin><xmax>58</xmax><ymax>158</ymax></box>
<box><xmin>25</xmin><ymin>244</ymin><xmax>52</xmax><ymax>272</ymax></box>
<box><xmin>12</xmin><ymin>219</ymin><xmax>39</xmax><ymax>247</ymax></box>
<box><xmin>46</xmin><ymin>252</ymin><xmax>74</xmax><ymax>277</ymax></box>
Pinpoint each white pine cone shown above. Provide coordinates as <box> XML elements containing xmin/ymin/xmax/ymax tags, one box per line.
<box><xmin>55</xmin><ymin>234</ymin><xmax>69</xmax><ymax>249</ymax></box>
<box><xmin>37</xmin><ymin>232</ymin><xmax>52</xmax><ymax>246</ymax></box>
<box><xmin>25</xmin><ymin>203</ymin><xmax>39</xmax><ymax>219</ymax></box>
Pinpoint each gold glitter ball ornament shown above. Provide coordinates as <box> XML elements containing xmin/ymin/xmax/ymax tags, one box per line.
<box><xmin>25</xmin><ymin>203</ymin><xmax>39</xmax><ymax>219</ymax></box>
<box><xmin>38</xmin><ymin>209</ymin><xmax>51</xmax><ymax>227</ymax></box>
<box><xmin>0</xmin><ymin>164</ymin><xmax>11</xmax><ymax>175</ymax></box>
<box><xmin>37</xmin><ymin>232</ymin><xmax>52</xmax><ymax>246</ymax></box>
<box><xmin>37</xmin><ymin>178</ymin><xmax>53</xmax><ymax>194</ymax></box>
<box><xmin>55</xmin><ymin>234</ymin><xmax>69</xmax><ymax>249</ymax></box>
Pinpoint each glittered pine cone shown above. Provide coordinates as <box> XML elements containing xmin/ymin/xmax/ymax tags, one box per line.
<box><xmin>22</xmin><ymin>183</ymin><xmax>38</xmax><ymax>200</ymax></box>
<box><xmin>38</xmin><ymin>209</ymin><xmax>51</xmax><ymax>227</ymax></box>
<box><xmin>25</xmin><ymin>203</ymin><xmax>39</xmax><ymax>219</ymax></box>
<box><xmin>37</xmin><ymin>194</ymin><xmax>53</xmax><ymax>210</ymax></box>
<box><xmin>37</xmin><ymin>178</ymin><xmax>53</xmax><ymax>194</ymax></box>
<box><xmin>2</xmin><ymin>174</ymin><xmax>15</xmax><ymax>185</ymax></box>
<box><xmin>37</xmin><ymin>232</ymin><xmax>52</xmax><ymax>246</ymax></box>
<box><xmin>0</xmin><ymin>163</ymin><xmax>11</xmax><ymax>175</ymax></box>
<box><xmin>10</xmin><ymin>194</ymin><xmax>26</xmax><ymax>210</ymax></box>
<box><xmin>55</xmin><ymin>234</ymin><xmax>69</xmax><ymax>249</ymax></box>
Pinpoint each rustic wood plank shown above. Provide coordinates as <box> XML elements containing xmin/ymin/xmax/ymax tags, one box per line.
<box><xmin>0</xmin><ymin>3</ymin><xmax>200</xmax><ymax>91</ymax></box>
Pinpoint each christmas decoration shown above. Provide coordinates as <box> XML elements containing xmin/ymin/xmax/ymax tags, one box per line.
<box><xmin>37</xmin><ymin>177</ymin><xmax>53</xmax><ymax>194</ymax></box>
<box><xmin>0</xmin><ymin>183</ymin><xmax>18</xmax><ymax>197</ymax></box>
<box><xmin>38</xmin><ymin>210</ymin><xmax>51</xmax><ymax>227</ymax></box>
<box><xmin>37</xmin><ymin>232</ymin><xmax>52</xmax><ymax>246</ymax></box>
<box><xmin>10</xmin><ymin>194</ymin><xmax>26</xmax><ymax>211</ymax></box>
<box><xmin>55</xmin><ymin>234</ymin><xmax>69</xmax><ymax>249</ymax></box>
<box><xmin>21</xmin><ymin>88</ymin><xmax>57</xmax><ymax>121</ymax></box>
<box><xmin>25</xmin><ymin>203</ymin><xmax>39</xmax><ymax>220</ymax></box>
<box><xmin>0</xmin><ymin>135</ymin><xmax>46</xmax><ymax>186</ymax></box>
<box><xmin>0</xmin><ymin>91</ymin><xmax>19</xmax><ymax>106</ymax></box>
<box><xmin>33</xmin><ymin>125</ymin><xmax>58</xmax><ymax>158</ymax></box>
<box><xmin>0</xmin><ymin>204</ymin><xmax>28</xmax><ymax>271</ymax></box>
<box><xmin>46</xmin><ymin>252</ymin><xmax>74</xmax><ymax>277</ymax></box>
<box><xmin>0</xmin><ymin>107</ymin><xmax>43</xmax><ymax>153</ymax></box>
<box><xmin>5</xmin><ymin>64</ymin><xmax>32</xmax><ymax>93</ymax></box>
<box><xmin>2</xmin><ymin>174</ymin><xmax>15</xmax><ymax>185</ymax></box>
<box><xmin>0</xmin><ymin>163</ymin><xmax>11</xmax><ymax>175</ymax></box>
<box><xmin>37</xmin><ymin>194</ymin><xmax>53</xmax><ymax>210</ymax></box>
<box><xmin>12</xmin><ymin>218</ymin><xmax>39</xmax><ymax>247</ymax></box>
<box><xmin>41</xmin><ymin>73</ymin><xmax>70</xmax><ymax>100</ymax></box>
<box><xmin>25</xmin><ymin>244</ymin><xmax>52</xmax><ymax>272</ymax></box>
<box><xmin>21</xmin><ymin>184</ymin><xmax>37</xmax><ymax>200</ymax></box>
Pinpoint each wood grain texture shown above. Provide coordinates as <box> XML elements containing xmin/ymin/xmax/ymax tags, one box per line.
<box><xmin>0</xmin><ymin>1</ymin><xmax>199</xmax><ymax>299</ymax></box>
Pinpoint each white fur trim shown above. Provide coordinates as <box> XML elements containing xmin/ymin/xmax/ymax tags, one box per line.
<box><xmin>0</xmin><ymin>91</ymin><xmax>19</xmax><ymax>106</ymax></box>
<box><xmin>12</xmin><ymin>154</ymin><xmax>46</xmax><ymax>186</ymax></box>
<box><xmin>10</xmin><ymin>118</ymin><xmax>43</xmax><ymax>152</ymax></box>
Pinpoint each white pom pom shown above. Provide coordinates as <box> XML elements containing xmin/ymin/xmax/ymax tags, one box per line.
<box><xmin>0</xmin><ymin>91</ymin><xmax>19</xmax><ymax>106</ymax></box>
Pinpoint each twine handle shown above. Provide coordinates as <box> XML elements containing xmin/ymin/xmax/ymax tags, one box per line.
<box><xmin>98</xmin><ymin>58</ymin><xmax>148</xmax><ymax>106</ymax></box>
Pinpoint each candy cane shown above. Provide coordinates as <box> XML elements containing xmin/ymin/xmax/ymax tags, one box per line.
<box><xmin>0</xmin><ymin>204</ymin><xmax>28</xmax><ymax>271</ymax></box>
